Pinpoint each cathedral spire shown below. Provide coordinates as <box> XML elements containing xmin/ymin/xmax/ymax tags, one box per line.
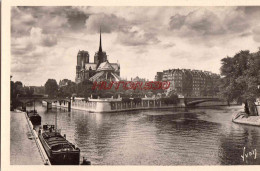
<box><xmin>99</xmin><ymin>27</ymin><xmax>102</xmax><ymax>52</ymax></box>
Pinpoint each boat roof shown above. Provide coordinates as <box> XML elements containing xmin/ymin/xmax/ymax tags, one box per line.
<box><xmin>42</xmin><ymin>132</ymin><xmax>73</xmax><ymax>148</ymax></box>
<box><xmin>27</xmin><ymin>112</ymin><xmax>40</xmax><ymax>117</ymax></box>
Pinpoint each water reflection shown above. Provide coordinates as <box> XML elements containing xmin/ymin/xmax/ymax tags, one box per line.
<box><xmin>28</xmin><ymin>103</ymin><xmax>260</xmax><ymax>165</ymax></box>
<box><xmin>219</xmin><ymin>126</ymin><xmax>260</xmax><ymax>165</ymax></box>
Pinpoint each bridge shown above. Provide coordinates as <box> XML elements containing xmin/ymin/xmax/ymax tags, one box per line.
<box><xmin>181</xmin><ymin>96</ymin><xmax>225</xmax><ymax>107</ymax></box>
<box><xmin>16</xmin><ymin>96</ymin><xmax>71</xmax><ymax>111</ymax></box>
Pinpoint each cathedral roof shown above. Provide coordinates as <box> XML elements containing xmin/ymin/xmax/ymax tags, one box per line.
<box><xmin>89</xmin><ymin>71</ymin><xmax>105</xmax><ymax>82</ymax></box>
<box><xmin>89</xmin><ymin>71</ymin><xmax>121</xmax><ymax>82</ymax></box>
<box><xmin>110</xmin><ymin>63</ymin><xmax>120</xmax><ymax>71</ymax></box>
<box><xmin>111</xmin><ymin>72</ymin><xmax>121</xmax><ymax>81</ymax></box>
<box><xmin>97</xmin><ymin>61</ymin><xmax>115</xmax><ymax>71</ymax></box>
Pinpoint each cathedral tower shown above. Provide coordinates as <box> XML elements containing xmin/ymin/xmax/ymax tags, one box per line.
<box><xmin>75</xmin><ymin>50</ymin><xmax>89</xmax><ymax>83</ymax></box>
<box><xmin>94</xmin><ymin>28</ymin><xmax>107</xmax><ymax>67</ymax></box>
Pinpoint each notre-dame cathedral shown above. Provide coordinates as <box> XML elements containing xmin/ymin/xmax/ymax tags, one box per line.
<box><xmin>75</xmin><ymin>30</ymin><xmax>121</xmax><ymax>84</ymax></box>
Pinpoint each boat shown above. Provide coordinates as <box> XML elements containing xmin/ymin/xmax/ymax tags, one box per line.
<box><xmin>38</xmin><ymin>104</ymin><xmax>81</xmax><ymax>165</ymax></box>
<box><xmin>26</xmin><ymin>110</ymin><xmax>41</xmax><ymax>125</ymax></box>
<box><xmin>38</xmin><ymin>124</ymin><xmax>80</xmax><ymax>165</ymax></box>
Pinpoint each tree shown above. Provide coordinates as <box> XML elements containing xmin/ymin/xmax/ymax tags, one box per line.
<box><xmin>24</xmin><ymin>87</ymin><xmax>34</xmax><ymax>97</ymax></box>
<box><xmin>14</xmin><ymin>81</ymin><xmax>25</xmax><ymax>96</ymax></box>
<box><xmin>10</xmin><ymin>80</ymin><xmax>25</xmax><ymax>108</ymax></box>
<box><xmin>44</xmin><ymin>79</ymin><xmax>58</xmax><ymax>97</ymax></box>
<box><xmin>219</xmin><ymin>50</ymin><xmax>260</xmax><ymax>105</ymax></box>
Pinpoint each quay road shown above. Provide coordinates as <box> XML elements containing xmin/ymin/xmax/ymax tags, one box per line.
<box><xmin>10</xmin><ymin>111</ymin><xmax>44</xmax><ymax>165</ymax></box>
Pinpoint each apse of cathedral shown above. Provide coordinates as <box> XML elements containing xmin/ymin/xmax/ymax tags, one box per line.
<box><xmin>75</xmin><ymin>30</ymin><xmax>121</xmax><ymax>84</ymax></box>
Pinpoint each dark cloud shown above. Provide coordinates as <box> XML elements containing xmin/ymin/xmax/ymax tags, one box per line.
<box><xmin>186</xmin><ymin>10</ymin><xmax>225</xmax><ymax>35</ymax></box>
<box><xmin>86</xmin><ymin>13</ymin><xmax>127</xmax><ymax>33</ymax></box>
<box><xmin>169</xmin><ymin>9</ymin><xmax>225</xmax><ymax>36</ymax></box>
<box><xmin>162</xmin><ymin>42</ymin><xmax>176</xmax><ymax>48</ymax></box>
<box><xmin>11</xmin><ymin>7</ymin><xmax>37</xmax><ymax>37</ymax></box>
<box><xmin>223</xmin><ymin>9</ymin><xmax>250</xmax><ymax>33</ymax></box>
<box><xmin>13</xmin><ymin>51</ymin><xmax>45</xmax><ymax>64</ymax></box>
<box><xmin>11</xmin><ymin>41</ymin><xmax>36</xmax><ymax>55</ymax></box>
<box><xmin>12</xmin><ymin>6</ymin><xmax>87</xmax><ymax>36</ymax></box>
<box><xmin>253</xmin><ymin>26</ymin><xmax>260</xmax><ymax>42</ymax></box>
<box><xmin>12</xmin><ymin>63</ymin><xmax>38</xmax><ymax>73</ymax></box>
<box><xmin>235</xmin><ymin>7</ymin><xmax>260</xmax><ymax>43</ymax></box>
<box><xmin>236</xmin><ymin>6</ymin><xmax>260</xmax><ymax>17</ymax></box>
<box><xmin>41</xmin><ymin>34</ymin><xmax>58</xmax><ymax>47</ymax></box>
<box><xmin>169</xmin><ymin>14</ymin><xmax>186</xmax><ymax>30</ymax></box>
<box><xmin>117</xmin><ymin>28</ymin><xmax>160</xmax><ymax>46</ymax></box>
<box><xmin>239</xmin><ymin>32</ymin><xmax>252</xmax><ymax>37</ymax></box>
<box><xmin>67</xmin><ymin>10</ymin><xmax>89</xmax><ymax>31</ymax></box>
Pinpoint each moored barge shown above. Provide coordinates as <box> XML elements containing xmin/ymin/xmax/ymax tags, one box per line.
<box><xmin>38</xmin><ymin>125</ymin><xmax>80</xmax><ymax>165</ymax></box>
<box><xmin>26</xmin><ymin>110</ymin><xmax>41</xmax><ymax>125</ymax></box>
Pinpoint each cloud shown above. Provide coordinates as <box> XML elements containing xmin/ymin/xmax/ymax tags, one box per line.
<box><xmin>117</xmin><ymin>26</ymin><xmax>160</xmax><ymax>46</ymax></box>
<box><xmin>236</xmin><ymin>6</ymin><xmax>260</xmax><ymax>18</ymax></box>
<box><xmin>84</xmin><ymin>11</ymin><xmax>161</xmax><ymax>46</ymax></box>
<box><xmin>223</xmin><ymin>8</ymin><xmax>250</xmax><ymax>33</ymax></box>
<box><xmin>30</xmin><ymin>27</ymin><xmax>58</xmax><ymax>47</ymax></box>
<box><xmin>11</xmin><ymin>63</ymin><xmax>39</xmax><ymax>73</ymax></box>
<box><xmin>67</xmin><ymin>10</ymin><xmax>89</xmax><ymax>31</ymax></box>
<box><xmin>162</xmin><ymin>42</ymin><xmax>176</xmax><ymax>48</ymax></box>
<box><xmin>169</xmin><ymin>9</ymin><xmax>225</xmax><ymax>36</ymax></box>
<box><xmin>11</xmin><ymin>7</ymin><xmax>37</xmax><ymax>37</ymax></box>
<box><xmin>11</xmin><ymin>27</ymin><xmax>58</xmax><ymax>78</ymax></box>
<box><xmin>252</xmin><ymin>25</ymin><xmax>260</xmax><ymax>42</ymax></box>
<box><xmin>11</xmin><ymin>7</ymin><xmax>77</xmax><ymax>36</ymax></box>
<box><xmin>169</xmin><ymin>14</ymin><xmax>186</xmax><ymax>30</ymax></box>
<box><xmin>11</xmin><ymin>40</ymin><xmax>36</xmax><ymax>56</ymax></box>
<box><xmin>41</xmin><ymin>34</ymin><xmax>58</xmax><ymax>47</ymax></box>
<box><xmin>185</xmin><ymin>9</ymin><xmax>225</xmax><ymax>35</ymax></box>
<box><xmin>86</xmin><ymin>13</ymin><xmax>127</xmax><ymax>33</ymax></box>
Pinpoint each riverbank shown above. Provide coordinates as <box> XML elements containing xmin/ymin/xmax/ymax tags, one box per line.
<box><xmin>232</xmin><ymin>103</ymin><xmax>260</xmax><ymax>126</ymax></box>
<box><xmin>232</xmin><ymin>112</ymin><xmax>260</xmax><ymax>126</ymax></box>
<box><xmin>10</xmin><ymin>110</ymin><xmax>50</xmax><ymax>165</ymax></box>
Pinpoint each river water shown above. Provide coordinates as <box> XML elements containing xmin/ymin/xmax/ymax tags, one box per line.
<box><xmin>30</xmin><ymin>103</ymin><xmax>260</xmax><ymax>165</ymax></box>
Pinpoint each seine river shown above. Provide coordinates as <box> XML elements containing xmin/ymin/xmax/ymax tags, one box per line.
<box><xmin>30</xmin><ymin>103</ymin><xmax>260</xmax><ymax>165</ymax></box>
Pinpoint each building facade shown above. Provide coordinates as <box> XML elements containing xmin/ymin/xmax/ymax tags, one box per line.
<box><xmin>75</xmin><ymin>30</ymin><xmax>120</xmax><ymax>83</ymax></box>
<box><xmin>155</xmin><ymin>69</ymin><xmax>220</xmax><ymax>97</ymax></box>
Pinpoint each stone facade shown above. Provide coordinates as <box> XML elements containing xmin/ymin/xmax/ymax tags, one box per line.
<box><xmin>155</xmin><ymin>69</ymin><xmax>220</xmax><ymax>96</ymax></box>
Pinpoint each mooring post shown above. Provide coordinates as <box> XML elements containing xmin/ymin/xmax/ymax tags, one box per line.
<box><xmin>68</xmin><ymin>101</ymin><xmax>71</xmax><ymax>112</ymax></box>
<box><xmin>47</xmin><ymin>102</ymin><xmax>52</xmax><ymax>110</ymax></box>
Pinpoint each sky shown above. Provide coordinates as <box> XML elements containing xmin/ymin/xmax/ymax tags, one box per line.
<box><xmin>11</xmin><ymin>6</ymin><xmax>260</xmax><ymax>86</ymax></box>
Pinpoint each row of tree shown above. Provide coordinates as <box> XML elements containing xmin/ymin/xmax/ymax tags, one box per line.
<box><xmin>10</xmin><ymin>80</ymin><xmax>35</xmax><ymax>108</ymax></box>
<box><xmin>11</xmin><ymin>81</ymin><xmax>34</xmax><ymax>98</ymax></box>
<box><xmin>44</xmin><ymin>79</ymin><xmax>170</xmax><ymax>100</ymax></box>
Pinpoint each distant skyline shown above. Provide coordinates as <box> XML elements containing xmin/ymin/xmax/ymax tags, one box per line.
<box><xmin>11</xmin><ymin>6</ymin><xmax>260</xmax><ymax>86</ymax></box>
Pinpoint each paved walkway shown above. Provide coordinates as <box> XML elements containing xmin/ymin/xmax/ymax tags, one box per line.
<box><xmin>10</xmin><ymin>111</ymin><xmax>43</xmax><ymax>165</ymax></box>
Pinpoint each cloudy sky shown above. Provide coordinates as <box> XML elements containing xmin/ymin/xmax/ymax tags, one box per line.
<box><xmin>11</xmin><ymin>6</ymin><xmax>260</xmax><ymax>86</ymax></box>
